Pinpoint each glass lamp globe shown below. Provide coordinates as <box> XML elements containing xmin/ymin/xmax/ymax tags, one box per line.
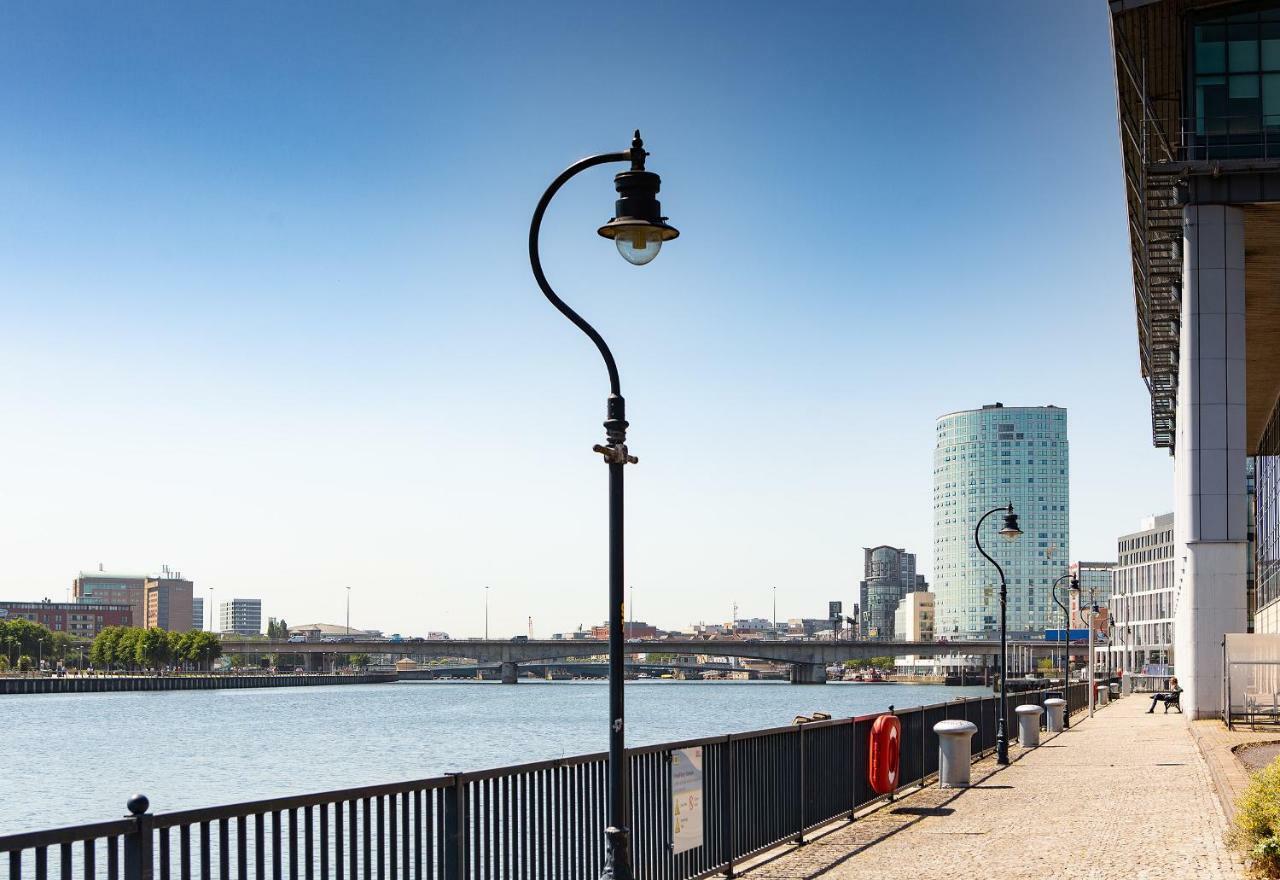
<box><xmin>614</xmin><ymin>225</ymin><xmax>665</xmax><ymax>266</ymax></box>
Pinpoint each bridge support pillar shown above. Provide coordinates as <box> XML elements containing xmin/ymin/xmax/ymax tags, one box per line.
<box><xmin>500</xmin><ymin>662</ymin><xmax>519</xmax><ymax>685</ymax></box>
<box><xmin>790</xmin><ymin>662</ymin><xmax>826</xmax><ymax>685</ymax></box>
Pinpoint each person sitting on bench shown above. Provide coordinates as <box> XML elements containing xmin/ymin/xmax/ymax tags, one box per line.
<box><xmin>1147</xmin><ymin>677</ymin><xmax>1182</xmax><ymax>713</ymax></box>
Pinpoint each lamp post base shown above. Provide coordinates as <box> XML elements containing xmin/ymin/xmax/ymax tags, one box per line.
<box><xmin>599</xmin><ymin>826</ymin><xmax>633</xmax><ymax>880</ymax></box>
<box><xmin>995</xmin><ymin>723</ymin><xmax>1010</xmax><ymax>766</ymax></box>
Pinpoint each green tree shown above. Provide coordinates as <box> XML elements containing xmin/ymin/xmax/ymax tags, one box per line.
<box><xmin>17</xmin><ymin>654</ymin><xmax>32</xmax><ymax>672</ymax></box>
<box><xmin>191</xmin><ymin>631</ymin><xmax>223</xmax><ymax>670</ymax></box>
<box><xmin>115</xmin><ymin>627</ymin><xmax>143</xmax><ymax>670</ymax></box>
<box><xmin>137</xmin><ymin>627</ymin><xmax>173</xmax><ymax>671</ymax></box>
<box><xmin>89</xmin><ymin>626</ymin><xmax>119</xmax><ymax>669</ymax></box>
<box><xmin>0</xmin><ymin>617</ymin><xmax>58</xmax><ymax>661</ymax></box>
<box><xmin>350</xmin><ymin>653</ymin><xmax>371</xmax><ymax>670</ymax></box>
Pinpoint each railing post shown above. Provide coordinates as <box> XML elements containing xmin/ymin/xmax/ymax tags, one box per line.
<box><xmin>123</xmin><ymin>795</ymin><xmax>153</xmax><ymax>880</ymax></box>
<box><xmin>920</xmin><ymin>709</ymin><xmax>926</xmax><ymax>787</ymax></box>
<box><xmin>721</xmin><ymin>736</ymin><xmax>735</xmax><ymax>878</ymax></box>
<box><xmin>795</xmin><ymin>725</ymin><xmax>806</xmax><ymax>844</ymax></box>
<box><xmin>443</xmin><ymin>776</ymin><xmax>466</xmax><ymax>880</ymax></box>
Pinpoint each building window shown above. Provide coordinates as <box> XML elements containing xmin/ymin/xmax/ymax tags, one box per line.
<box><xmin>1192</xmin><ymin>8</ymin><xmax>1280</xmax><ymax>159</ymax></box>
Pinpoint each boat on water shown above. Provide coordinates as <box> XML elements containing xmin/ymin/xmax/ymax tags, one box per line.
<box><xmin>840</xmin><ymin>669</ymin><xmax>894</xmax><ymax>683</ymax></box>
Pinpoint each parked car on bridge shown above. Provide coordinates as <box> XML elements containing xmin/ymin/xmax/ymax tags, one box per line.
<box><xmin>287</xmin><ymin>635</ymin><xmax>307</xmax><ymax>644</ymax></box>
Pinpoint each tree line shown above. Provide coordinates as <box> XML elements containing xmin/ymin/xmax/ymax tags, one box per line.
<box><xmin>0</xmin><ymin>617</ymin><xmax>80</xmax><ymax>671</ymax></box>
<box><xmin>89</xmin><ymin>626</ymin><xmax>223</xmax><ymax>672</ymax></box>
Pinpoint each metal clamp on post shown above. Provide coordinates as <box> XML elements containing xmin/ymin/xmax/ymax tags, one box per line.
<box><xmin>592</xmin><ymin>444</ymin><xmax>638</xmax><ymax>465</ymax></box>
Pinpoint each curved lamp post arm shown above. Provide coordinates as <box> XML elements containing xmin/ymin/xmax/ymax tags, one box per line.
<box><xmin>1051</xmin><ymin>573</ymin><xmax>1072</xmax><ymax>617</ymax></box>
<box><xmin>528</xmin><ymin>151</ymin><xmax>632</xmax><ymax>396</ymax></box>
<box><xmin>973</xmin><ymin>505</ymin><xmax>1008</xmax><ymax>596</ymax></box>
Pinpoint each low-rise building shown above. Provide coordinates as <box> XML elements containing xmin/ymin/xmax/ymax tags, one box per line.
<box><xmin>1105</xmin><ymin>514</ymin><xmax>1176</xmax><ymax>674</ymax></box>
<box><xmin>219</xmin><ymin>598</ymin><xmax>262</xmax><ymax>636</ymax></box>
<box><xmin>589</xmin><ymin>621</ymin><xmax>658</xmax><ymax>640</ymax></box>
<box><xmin>0</xmin><ymin>599</ymin><xmax>132</xmax><ymax>638</ymax></box>
<box><xmin>893</xmin><ymin>591</ymin><xmax>936</xmax><ymax>675</ymax></box>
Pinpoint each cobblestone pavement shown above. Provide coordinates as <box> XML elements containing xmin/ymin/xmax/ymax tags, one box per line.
<box><xmin>738</xmin><ymin>695</ymin><xmax>1243</xmax><ymax>880</ymax></box>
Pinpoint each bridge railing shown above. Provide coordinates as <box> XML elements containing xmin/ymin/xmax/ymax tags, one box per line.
<box><xmin>1</xmin><ymin>684</ymin><xmax>1091</xmax><ymax>880</ymax></box>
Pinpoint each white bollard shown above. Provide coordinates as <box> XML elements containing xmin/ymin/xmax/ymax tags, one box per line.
<box><xmin>1044</xmin><ymin>697</ymin><xmax>1067</xmax><ymax>733</ymax></box>
<box><xmin>1095</xmin><ymin>683</ymin><xmax>1110</xmax><ymax>707</ymax></box>
<box><xmin>933</xmin><ymin>719</ymin><xmax>978</xmax><ymax>788</ymax></box>
<box><xmin>1015</xmin><ymin>704</ymin><xmax>1043</xmax><ymax>748</ymax></box>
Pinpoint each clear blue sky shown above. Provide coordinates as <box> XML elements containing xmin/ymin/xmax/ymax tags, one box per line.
<box><xmin>0</xmin><ymin>1</ymin><xmax>1167</xmax><ymax>636</ymax></box>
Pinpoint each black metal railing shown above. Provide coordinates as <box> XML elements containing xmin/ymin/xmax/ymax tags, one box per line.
<box><xmin>1</xmin><ymin>684</ymin><xmax>1091</xmax><ymax>880</ymax></box>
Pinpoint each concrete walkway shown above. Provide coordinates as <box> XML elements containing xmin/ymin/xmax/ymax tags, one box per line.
<box><xmin>739</xmin><ymin>695</ymin><xmax>1243</xmax><ymax>879</ymax></box>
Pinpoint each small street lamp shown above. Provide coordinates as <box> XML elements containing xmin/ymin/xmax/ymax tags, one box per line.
<box><xmin>1051</xmin><ymin>573</ymin><xmax>1079</xmax><ymax>729</ymax></box>
<box><xmin>529</xmin><ymin>130</ymin><xmax>678</xmax><ymax>880</ymax></box>
<box><xmin>974</xmin><ymin>503</ymin><xmax>1022</xmax><ymax>765</ymax></box>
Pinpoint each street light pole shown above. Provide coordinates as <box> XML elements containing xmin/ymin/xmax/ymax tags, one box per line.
<box><xmin>346</xmin><ymin>586</ymin><xmax>351</xmax><ymax>637</ymax></box>
<box><xmin>974</xmin><ymin>503</ymin><xmax>1023</xmax><ymax>766</ymax></box>
<box><xmin>485</xmin><ymin>586</ymin><xmax>489</xmax><ymax>640</ymax></box>
<box><xmin>530</xmin><ymin>131</ymin><xmax>678</xmax><ymax>880</ymax></box>
<box><xmin>1051</xmin><ymin>573</ymin><xmax>1078</xmax><ymax>729</ymax></box>
<box><xmin>1087</xmin><ymin>581</ymin><xmax>1097</xmax><ymax>719</ymax></box>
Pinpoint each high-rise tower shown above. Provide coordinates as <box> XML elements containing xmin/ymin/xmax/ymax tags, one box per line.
<box><xmin>933</xmin><ymin>404</ymin><xmax>1069</xmax><ymax>640</ymax></box>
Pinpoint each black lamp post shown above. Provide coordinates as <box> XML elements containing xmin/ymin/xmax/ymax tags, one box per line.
<box><xmin>529</xmin><ymin>131</ymin><xmax>678</xmax><ymax>880</ymax></box>
<box><xmin>974</xmin><ymin>502</ymin><xmax>1022</xmax><ymax>765</ymax></box>
<box><xmin>1051</xmin><ymin>573</ymin><xmax>1079</xmax><ymax>729</ymax></box>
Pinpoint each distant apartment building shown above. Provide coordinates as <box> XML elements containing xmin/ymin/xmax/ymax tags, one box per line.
<box><xmin>933</xmin><ymin>403</ymin><xmax>1069</xmax><ymax>639</ymax></box>
<box><xmin>893</xmin><ymin>591</ymin><xmax>935</xmax><ymax>641</ymax></box>
<box><xmin>1105</xmin><ymin>514</ymin><xmax>1176</xmax><ymax>674</ymax></box>
<box><xmin>859</xmin><ymin>545</ymin><xmax>925</xmax><ymax>641</ymax></box>
<box><xmin>191</xmin><ymin>597</ymin><xmax>204</xmax><ymax>632</ymax></box>
<box><xmin>219</xmin><ymin>599</ymin><xmax>263</xmax><ymax>636</ymax></box>
<box><xmin>893</xmin><ymin>591</ymin><xmax>936</xmax><ymax>675</ymax></box>
<box><xmin>0</xmin><ymin>599</ymin><xmax>132</xmax><ymax>638</ymax></box>
<box><xmin>589</xmin><ymin>621</ymin><xmax>657</xmax><ymax>640</ymax></box>
<box><xmin>785</xmin><ymin>618</ymin><xmax>836</xmax><ymax>639</ymax></box>
<box><xmin>1070</xmin><ymin>562</ymin><xmax>1117</xmax><ymax>636</ymax></box>
<box><xmin>72</xmin><ymin>572</ymin><xmax>147</xmax><ymax>628</ymax></box>
<box><xmin>145</xmin><ymin>577</ymin><xmax>195</xmax><ymax>632</ymax></box>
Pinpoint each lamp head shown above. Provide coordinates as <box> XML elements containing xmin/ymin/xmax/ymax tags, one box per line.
<box><xmin>597</xmin><ymin>131</ymin><xmax>679</xmax><ymax>266</ymax></box>
<box><xmin>997</xmin><ymin>505</ymin><xmax>1022</xmax><ymax>542</ymax></box>
<box><xmin>1070</xmin><ymin>576</ymin><xmax>1080</xmax><ymax>592</ymax></box>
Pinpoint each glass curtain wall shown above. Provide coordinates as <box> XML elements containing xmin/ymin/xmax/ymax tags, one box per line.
<box><xmin>1192</xmin><ymin>5</ymin><xmax>1280</xmax><ymax>159</ymax></box>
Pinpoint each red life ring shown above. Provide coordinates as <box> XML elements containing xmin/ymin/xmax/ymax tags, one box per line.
<box><xmin>868</xmin><ymin>714</ymin><xmax>901</xmax><ymax>795</ymax></box>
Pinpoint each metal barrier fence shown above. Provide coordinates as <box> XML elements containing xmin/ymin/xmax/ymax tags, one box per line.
<box><xmin>1</xmin><ymin>684</ymin><xmax>1090</xmax><ymax>880</ymax></box>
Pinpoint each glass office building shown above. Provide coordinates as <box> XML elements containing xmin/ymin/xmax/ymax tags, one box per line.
<box><xmin>933</xmin><ymin>404</ymin><xmax>1069</xmax><ymax>640</ymax></box>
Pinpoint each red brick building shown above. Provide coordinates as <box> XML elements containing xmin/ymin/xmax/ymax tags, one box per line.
<box><xmin>0</xmin><ymin>599</ymin><xmax>133</xmax><ymax>639</ymax></box>
<box><xmin>589</xmin><ymin>621</ymin><xmax>659</xmax><ymax>640</ymax></box>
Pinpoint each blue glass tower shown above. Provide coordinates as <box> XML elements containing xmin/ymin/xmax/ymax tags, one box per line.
<box><xmin>933</xmin><ymin>404</ymin><xmax>1070</xmax><ymax>640</ymax></box>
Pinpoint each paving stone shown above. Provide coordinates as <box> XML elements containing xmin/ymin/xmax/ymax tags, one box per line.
<box><xmin>736</xmin><ymin>696</ymin><xmax>1244</xmax><ymax>879</ymax></box>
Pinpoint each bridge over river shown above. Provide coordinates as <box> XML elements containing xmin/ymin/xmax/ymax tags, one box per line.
<box><xmin>218</xmin><ymin>638</ymin><xmax>1066</xmax><ymax>684</ymax></box>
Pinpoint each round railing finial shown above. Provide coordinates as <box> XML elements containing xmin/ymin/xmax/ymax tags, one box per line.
<box><xmin>126</xmin><ymin>794</ymin><xmax>150</xmax><ymax>815</ymax></box>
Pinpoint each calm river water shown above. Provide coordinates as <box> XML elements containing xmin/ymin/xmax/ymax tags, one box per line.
<box><xmin>2</xmin><ymin>679</ymin><xmax>988</xmax><ymax>834</ymax></box>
